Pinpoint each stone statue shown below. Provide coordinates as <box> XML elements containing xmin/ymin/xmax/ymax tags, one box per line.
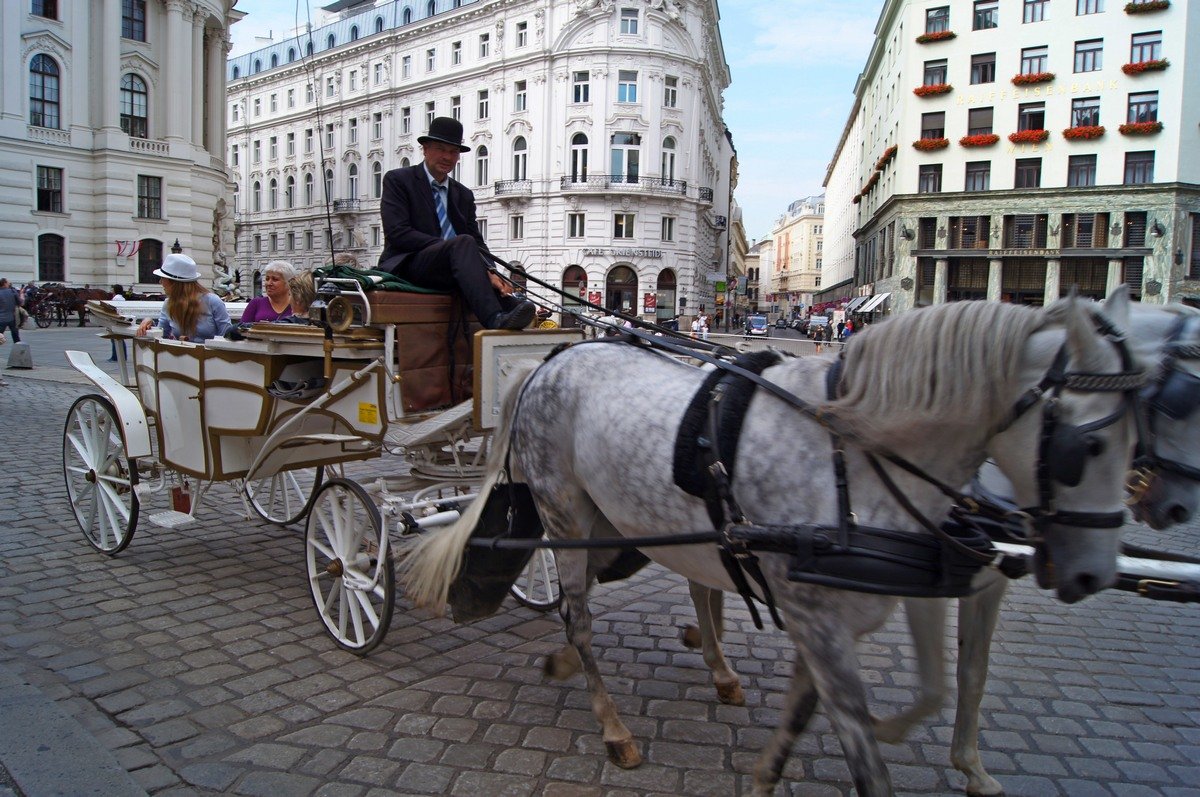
<box><xmin>211</xmin><ymin>198</ymin><xmax>241</xmax><ymax>298</ymax></box>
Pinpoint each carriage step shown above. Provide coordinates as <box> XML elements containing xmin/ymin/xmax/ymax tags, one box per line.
<box><xmin>147</xmin><ymin>510</ymin><xmax>197</xmax><ymax>529</ymax></box>
<box><xmin>280</xmin><ymin>433</ymin><xmax>366</xmax><ymax>446</ymax></box>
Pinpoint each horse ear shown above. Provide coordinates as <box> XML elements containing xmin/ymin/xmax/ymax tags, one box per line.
<box><xmin>1102</xmin><ymin>284</ymin><xmax>1131</xmax><ymax>330</ymax></box>
<box><xmin>1064</xmin><ymin>291</ymin><xmax>1105</xmax><ymax>366</ymax></box>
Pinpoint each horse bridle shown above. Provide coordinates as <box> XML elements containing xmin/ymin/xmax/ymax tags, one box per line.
<box><xmin>1128</xmin><ymin>314</ymin><xmax>1200</xmax><ymax>499</ymax></box>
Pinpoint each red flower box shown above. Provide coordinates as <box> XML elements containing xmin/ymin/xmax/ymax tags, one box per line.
<box><xmin>914</xmin><ymin>83</ymin><xmax>953</xmax><ymax>97</ymax></box>
<box><xmin>1011</xmin><ymin>72</ymin><xmax>1055</xmax><ymax>85</ymax></box>
<box><xmin>1122</xmin><ymin>58</ymin><xmax>1170</xmax><ymax>75</ymax></box>
<box><xmin>915</xmin><ymin>30</ymin><xmax>956</xmax><ymax>44</ymax></box>
<box><xmin>1008</xmin><ymin>129</ymin><xmax>1049</xmax><ymax>144</ymax></box>
<box><xmin>874</xmin><ymin>145</ymin><xmax>898</xmax><ymax>171</ymax></box>
<box><xmin>959</xmin><ymin>133</ymin><xmax>1000</xmax><ymax>147</ymax></box>
<box><xmin>912</xmin><ymin>137</ymin><xmax>949</xmax><ymax>151</ymax></box>
<box><xmin>1119</xmin><ymin>120</ymin><xmax>1164</xmax><ymax>135</ymax></box>
<box><xmin>1125</xmin><ymin>0</ymin><xmax>1170</xmax><ymax>12</ymax></box>
<box><xmin>1062</xmin><ymin>125</ymin><xmax>1106</xmax><ymax>140</ymax></box>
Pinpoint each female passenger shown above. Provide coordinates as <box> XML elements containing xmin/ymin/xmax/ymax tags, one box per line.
<box><xmin>135</xmin><ymin>254</ymin><xmax>231</xmax><ymax>342</ymax></box>
<box><xmin>241</xmin><ymin>260</ymin><xmax>297</xmax><ymax>322</ymax></box>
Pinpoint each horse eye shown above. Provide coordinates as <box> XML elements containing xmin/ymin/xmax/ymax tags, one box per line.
<box><xmin>1085</xmin><ymin>435</ymin><xmax>1105</xmax><ymax>457</ymax></box>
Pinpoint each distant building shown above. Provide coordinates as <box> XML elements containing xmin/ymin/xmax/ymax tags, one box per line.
<box><xmin>769</xmin><ymin>194</ymin><xmax>824</xmax><ymax>317</ymax></box>
<box><xmin>226</xmin><ymin>0</ymin><xmax>734</xmax><ymax>319</ymax></box>
<box><xmin>828</xmin><ymin>0</ymin><xmax>1200</xmax><ymax>317</ymax></box>
<box><xmin>0</xmin><ymin>1</ymin><xmax>238</xmax><ymax>288</ymax></box>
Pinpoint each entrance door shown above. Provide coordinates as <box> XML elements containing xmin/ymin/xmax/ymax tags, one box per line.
<box><xmin>562</xmin><ymin>265</ymin><xmax>587</xmax><ymax>328</ymax></box>
<box><xmin>605</xmin><ymin>266</ymin><xmax>637</xmax><ymax>315</ymax></box>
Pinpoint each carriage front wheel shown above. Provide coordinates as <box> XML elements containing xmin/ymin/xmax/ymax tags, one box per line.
<box><xmin>62</xmin><ymin>395</ymin><xmax>139</xmax><ymax>555</ymax></box>
<box><xmin>34</xmin><ymin>303</ymin><xmax>53</xmax><ymax>329</ymax></box>
<box><xmin>245</xmin><ymin>466</ymin><xmax>324</xmax><ymax>525</ymax></box>
<box><xmin>510</xmin><ymin>541</ymin><xmax>561</xmax><ymax>611</ymax></box>
<box><xmin>305</xmin><ymin>478</ymin><xmax>394</xmax><ymax>654</ymax></box>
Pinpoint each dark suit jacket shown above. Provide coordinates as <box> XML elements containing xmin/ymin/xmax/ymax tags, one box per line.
<box><xmin>377</xmin><ymin>163</ymin><xmax>488</xmax><ymax>273</ymax></box>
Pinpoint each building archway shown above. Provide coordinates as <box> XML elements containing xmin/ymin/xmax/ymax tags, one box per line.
<box><xmin>655</xmin><ymin>268</ymin><xmax>677</xmax><ymax>324</ymax></box>
<box><xmin>561</xmin><ymin>264</ymin><xmax>587</xmax><ymax>328</ymax></box>
<box><xmin>605</xmin><ymin>265</ymin><xmax>637</xmax><ymax>315</ymax></box>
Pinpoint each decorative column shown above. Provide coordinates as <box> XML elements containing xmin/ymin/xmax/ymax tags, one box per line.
<box><xmin>933</xmin><ymin>258</ymin><xmax>948</xmax><ymax>304</ymax></box>
<box><xmin>987</xmin><ymin>258</ymin><xmax>1003</xmax><ymax>302</ymax></box>
<box><xmin>205</xmin><ymin>32</ymin><xmax>230</xmax><ymax>154</ymax></box>
<box><xmin>1106</xmin><ymin>257</ymin><xmax>1124</xmax><ymax>297</ymax></box>
<box><xmin>164</xmin><ymin>0</ymin><xmax>190</xmax><ymax>142</ymax></box>
<box><xmin>101</xmin><ymin>0</ymin><xmax>122</xmax><ymax>130</ymax></box>
<box><xmin>1044</xmin><ymin>258</ymin><xmax>1061</xmax><ymax>302</ymax></box>
<box><xmin>192</xmin><ymin>12</ymin><xmax>206</xmax><ymax>144</ymax></box>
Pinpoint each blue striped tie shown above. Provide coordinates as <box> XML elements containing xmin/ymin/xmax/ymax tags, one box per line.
<box><xmin>433</xmin><ymin>185</ymin><xmax>456</xmax><ymax>240</ymax></box>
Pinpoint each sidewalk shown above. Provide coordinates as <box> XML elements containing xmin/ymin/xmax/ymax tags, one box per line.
<box><xmin>2</xmin><ymin>323</ymin><xmax>124</xmax><ymax>386</ymax></box>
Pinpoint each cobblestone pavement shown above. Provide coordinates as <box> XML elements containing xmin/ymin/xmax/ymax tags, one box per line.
<box><xmin>1</xmin><ymin>340</ymin><xmax>1199</xmax><ymax>796</ymax></box>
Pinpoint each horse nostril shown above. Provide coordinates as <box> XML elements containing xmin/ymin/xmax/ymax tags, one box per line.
<box><xmin>1168</xmin><ymin>504</ymin><xmax>1192</xmax><ymax>524</ymax></box>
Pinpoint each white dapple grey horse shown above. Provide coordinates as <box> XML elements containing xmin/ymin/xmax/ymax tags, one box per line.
<box><xmin>400</xmin><ymin>296</ymin><xmax>1146</xmax><ymax>796</ymax></box>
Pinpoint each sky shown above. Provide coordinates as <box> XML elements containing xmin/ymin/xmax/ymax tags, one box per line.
<box><xmin>228</xmin><ymin>0</ymin><xmax>883</xmax><ymax>242</ymax></box>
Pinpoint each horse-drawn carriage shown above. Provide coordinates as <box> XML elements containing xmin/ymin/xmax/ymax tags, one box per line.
<box><xmin>67</xmin><ymin>283</ymin><xmax>579</xmax><ymax>653</ymax></box>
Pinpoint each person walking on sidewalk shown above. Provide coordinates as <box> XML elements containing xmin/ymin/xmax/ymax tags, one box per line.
<box><xmin>0</xmin><ymin>277</ymin><xmax>23</xmax><ymax>345</ymax></box>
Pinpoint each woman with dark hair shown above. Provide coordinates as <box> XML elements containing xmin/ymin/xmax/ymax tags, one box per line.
<box><xmin>135</xmin><ymin>254</ymin><xmax>231</xmax><ymax>342</ymax></box>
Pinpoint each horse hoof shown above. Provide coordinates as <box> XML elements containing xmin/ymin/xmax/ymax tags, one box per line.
<box><xmin>680</xmin><ymin>624</ymin><xmax>702</xmax><ymax>649</ymax></box>
<box><xmin>605</xmin><ymin>739</ymin><xmax>642</xmax><ymax>769</ymax></box>
<box><xmin>716</xmin><ymin>681</ymin><xmax>745</xmax><ymax>706</ymax></box>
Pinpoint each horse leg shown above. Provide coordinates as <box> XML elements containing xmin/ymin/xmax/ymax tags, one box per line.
<box><xmin>872</xmin><ymin>597</ymin><xmax>948</xmax><ymax>743</ymax></box>
<box><xmin>685</xmin><ymin>581</ymin><xmax>744</xmax><ymax>706</ymax></box>
<box><xmin>951</xmin><ymin>575</ymin><xmax>1009</xmax><ymax>797</ymax></box>
<box><xmin>751</xmin><ymin>656</ymin><xmax>818</xmax><ymax>795</ymax></box>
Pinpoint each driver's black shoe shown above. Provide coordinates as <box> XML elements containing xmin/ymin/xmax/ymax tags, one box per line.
<box><xmin>487</xmin><ymin>300</ymin><xmax>536</xmax><ymax>330</ymax></box>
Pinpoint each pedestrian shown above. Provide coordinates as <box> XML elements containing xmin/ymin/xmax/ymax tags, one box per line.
<box><xmin>0</xmin><ymin>277</ymin><xmax>22</xmax><ymax>345</ymax></box>
<box><xmin>376</xmin><ymin>117</ymin><xmax>534</xmax><ymax>329</ymax></box>
<box><xmin>108</xmin><ymin>284</ymin><xmax>128</xmax><ymax>362</ymax></box>
<box><xmin>242</xmin><ymin>260</ymin><xmax>297</xmax><ymax>322</ymax></box>
<box><xmin>135</xmin><ymin>254</ymin><xmax>232</xmax><ymax>342</ymax></box>
<box><xmin>836</xmin><ymin>320</ymin><xmax>846</xmax><ymax>339</ymax></box>
<box><xmin>842</xmin><ymin>320</ymin><xmax>854</xmax><ymax>342</ymax></box>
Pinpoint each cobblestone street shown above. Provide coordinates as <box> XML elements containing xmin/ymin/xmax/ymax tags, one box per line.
<box><xmin>0</xmin><ymin>330</ymin><xmax>1198</xmax><ymax>795</ymax></box>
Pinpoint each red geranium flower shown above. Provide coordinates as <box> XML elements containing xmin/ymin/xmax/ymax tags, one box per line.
<box><xmin>959</xmin><ymin>133</ymin><xmax>1000</xmax><ymax>147</ymax></box>
<box><xmin>912</xmin><ymin>137</ymin><xmax>950</xmax><ymax>151</ymax></box>
<box><xmin>1119</xmin><ymin>121</ymin><xmax>1164</xmax><ymax>135</ymax></box>
<box><xmin>913</xmin><ymin>83</ymin><xmax>953</xmax><ymax>97</ymax></box>
<box><xmin>1012</xmin><ymin>72</ymin><xmax>1055</xmax><ymax>85</ymax></box>
<box><xmin>915</xmin><ymin>30</ymin><xmax>957</xmax><ymax>44</ymax></box>
<box><xmin>1008</xmin><ymin>129</ymin><xmax>1049</xmax><ymax>144</ymax></box>
<box><xmin>1122</xmin><ymin>58</ymin><xmax>1170</xmax><ymax>75</ymax></box>
<box><xmin>1062</xmin><ymin>125</ymin><xmax>1106</xmax><ymax>140</ymax></box>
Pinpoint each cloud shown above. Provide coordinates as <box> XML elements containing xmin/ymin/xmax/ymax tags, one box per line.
<box><xmin>723</xmin><ymin>0</ymin><xmax>879</xmax><ymax>70</ymax></box>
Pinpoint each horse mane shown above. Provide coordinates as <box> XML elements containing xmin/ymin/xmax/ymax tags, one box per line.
<box><xmin>821</xmin><ymin>301</ymin><xmax>1046</xmax><ymax>449</ymax></box>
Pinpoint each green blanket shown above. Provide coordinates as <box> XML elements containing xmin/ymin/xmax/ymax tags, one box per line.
<box><xmin>313</xmin><ymin>264</ymin><xmax>447</xmax><ymax>294</ymax></box>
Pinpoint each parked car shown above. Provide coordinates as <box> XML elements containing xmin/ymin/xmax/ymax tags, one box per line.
<box><xmin>805</xmin><ymin>316</ymin><xmax>831</xmax><ymax>339</ymax></box>
<box><xmin>775</xmin><ymin>317</ymin><xmax>789</xmax><ymax>328</ymax></box>
<box><xmin>789</xmin><ymin>317</ymin><xmax>804</xmax><ymax>331</ymax></box>
<box><xmin>744</xmin><ymin>315</ymin><xmax>770</xmax><ymax>337</ymax></box>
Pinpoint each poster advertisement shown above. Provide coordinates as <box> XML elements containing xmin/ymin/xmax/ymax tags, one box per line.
<box><xmin>643</xmin><ymin>293</ymin><xmax>657</xmax><ymax>313</ymax></box>
<box><xmin>587</xmin><ymin>291</ymin><xmax>602</xmax><ymax>305</ymax></box>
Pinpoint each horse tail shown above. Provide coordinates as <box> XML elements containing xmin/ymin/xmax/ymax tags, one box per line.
<box><xmin>397</xmin><ymin>359</ymin><xmax>540</xmax><ymax>612</ymax></box>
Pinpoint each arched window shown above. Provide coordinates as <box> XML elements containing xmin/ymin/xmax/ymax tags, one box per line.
<box><xmin>253</xmin><ymin>58</ymin><xmax>262</xmax><ymax>73</ymax></box>
<box><xmin>306</xmin><ymin>41</ymin><xmax>314</xmax><ymax>56</ymax></box>
<box><xmin>561</xmin><ymin>265</ymin><xmax>588</xmax><ymax>328</ymax></box>
<box><xmin>610</xmin><ymin>133</ymin><xmax>640</xmax><ymax>184</ymax></box>
<box><xmin>453</xmin><ymin>0</ymin><xmax>461</xmax><ymax>7</ymax></box>
<box><xmin>29</xmin><ymin>54</ymin><xmax>60</xmax><ymax>129</ymax></box>
<box><xmin>288</xmin><ymin>47</ymin><xmax>297</xmax><ymax>63</ymax></box>
<box><xmin>252</xmin><ymin>180</ymin><xmax>262</xmax><ymax>211</ymax></box>
<box><xmin>137</xmin><ymin>239</ymin><xmax>163</xmax><ymax>285</ymax></box>
<box><xmin>512</xmin><ymin>137</ymin><xmax>527</xmax><ymax>181</ymax></box>
<box><xmin>350</xmin><ymin>26</ymin><xmax>359</xmax><ymax>41</ymax></box>
<box><xmin>347</xmin><ymin>163</ymin><xmax>358</xmax><ymax>198</ymax></box>
<box><xmin>606</xmin><ymin>266</ymin><xmax>638</xmax><ymax>314</ymax></box>
<box><xmin>324</xmin><ymin>168</ymin><xmax>333</xmax><ymax>201</ymax></box>
<box><xmin>232</xmin><ymin>65</ymin><xmax>240</xmax><ymax>79</ymax></box>
<box><xmin>427</xmin><ymin>1</ymin><xmax>436</xmax><ymax>16</ymax></box>
<box><xmin>326</xmin><ymin>33</ymin><xmax>335</xmax><ymax>49</ymax></box>
<box><xmin>375</xmin><ymin>16</ymin><xmax>385</xmax><ymax>34</ymax></box>
<box><xmin>372</xmin><ymin>162</ymin><xmax>383</xmax><ymax>198</ymax></box>
<box><xmin>119</xmin><ymin>74</ymin><xmax>148</xmax><ymax>138</ymax></box>
<box><xmin>269</xmin><ymin>178</ymin><xmax>278</xmax><ymax>210</ymax></box>
<box><xmin>661</xmin><ymin>137</ymin><xmax>677</xmax><ymax>183</ymax></box>
<box><xmin>656</xmin><ymin>269</ymin><xmax>677</xmax><ymax>323</ymax></box>
<box><xmin>403</xmin><ymin>7</ymin><xmax>412</xmax><ymax>24</ymax></box>
<box><xmin>38</xmin><ymin>233</ymin><xmax>65</xmax><ymax>282</ymax></box>
<box><xmin>304</xmin><ymin>173</ymin><xmax>314</xmax><ymax>205</ymax></box>
<box><xmin>270</xmin><ymin>53</ymin><xmax>279</xmax><ymax>68</ymax></box>
<box><xmin>232</xmin><ymin>183</ymin><xmax>239</xmax><ymax>214</ymax></box>
<box><xmin>401</xmin><ymin>157</ymin><xmax>410</xmax><ymax>167</ymax></box>
<box><xmin>475</xmin><ymin>146</ymin><xmax>489</xmax><ymax>186</ymax></box>
<box><xmin>570</xmin><ymin>133</ymin><xmax>588</xmax><ymax>182</ymax></box>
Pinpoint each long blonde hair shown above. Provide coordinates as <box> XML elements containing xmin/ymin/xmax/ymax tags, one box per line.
<box><xmin>164</xmin><ymin>279</ymin><xmax>209</xmax><ymax>338</ymax></box>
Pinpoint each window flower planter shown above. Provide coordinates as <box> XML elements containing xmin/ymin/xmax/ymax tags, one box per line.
<box><xmin>874</xmin><ymin>145</ymin><xmax>898</xmax><ymax>171</ymax></box>
<box><xmin>915</xmin><ymin>30</ymin><xmax>956</xmax><ymax>44</ymax></box>
<box><xmin>914</xmin><ymin>83</ymin><xmax>953</xmax><ymax>97</ymax></box>
<box><xmin>851</xmin><ymin>194</ymin><xmax>862</xmax><ymax>204</ymax></box>
<box><xmin>912</xmin><ymin>137</ymin><xmax>949</xmax><ymax>151</ymax></box>
<box><xmin>1122</xmin><ymin>58</ymin><xmax>1170</xmax><ymax>75</ymax></box>
<box><xmin>1011</xmin><ymin>72</ymin><xmax>1055</xmax><ymax>86</ymax></box>
<box><xmin>1008</xmin><ymin>129</ymin><xmax>1049</xmax><ymax>144</ymax></box>
<box><xmin>1125</xmin><ymin>0</ymin><xmax>1170</xmax><ymax>13</ymax></box>
<box><xmin>959</xmin><ymin>133</ymin><xmax>1000</xmax><ymax>147</ymax></box>
<box><xmin>1119</xmin><ymin>120</ymin><xmax>1164</xmax><ymax>135</ymax></box>
<box><xmin>1062</xmin><ymin>125</ymin><xmax>1106</xmax><ymax>140</ymax></box>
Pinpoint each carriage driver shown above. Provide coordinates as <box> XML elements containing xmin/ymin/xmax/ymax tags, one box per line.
<box><xmin>376</xmin><ymin>117</ymin><xmax>536</xmax><ymax>330</ymax></box>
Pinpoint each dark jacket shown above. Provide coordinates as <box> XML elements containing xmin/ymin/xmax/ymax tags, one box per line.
<box><xmin>377</xmin><ymin>163</ymin><xmax>488</xmax><ymax>273</ymax></box>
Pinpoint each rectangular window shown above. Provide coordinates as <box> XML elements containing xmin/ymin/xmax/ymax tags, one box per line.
<box><xmin>122</xmin><ymin>0</ymin><xmax>146</xmax><ymax>41</ymax></box>
<box><xmin>349</xmin><ymin>70</ymin><xmax>358</xmax><ymax>91</ymax></box>
<box><xmin>1024</xmin><ymin>0</ymin><xmax>1048</xmax><ymax>23</ymax></box>
<box><xmin>970</xmin><ymin>53</ymin><xmax>996</xmax><ymax>84</ymax></box>
<box><xmin>286</xmin><ymin>132</ymin><xmax>295</xmax><ymax>156</ymax></box>
<box><xmin>254</xmin><ymin>235</ymin><xmax>262</xmax><ymax>253</ymax></box>
<box><xmin>965</xmin><ymin>161</ymin><xmax>990</xmax><ymax>191</ymax></box>
<box><xmin>614</xmin><ymin>213</ymin><xmax>636</xmax><ymax>238</ymax></box>
<box><xmin>1074</xmin><ymin>39</ymin><xmax>1103</xmax><ymax>72</ymax></box>
<box><xmin>1021</xmin><ymin>45</ymin><xmax>1048</xmax><ymax>74</ymax></box>
<box><xmin>326</xmin><ymin>77</ymin><xmax>334</xmax><ymax>97</ymax></box>
<box><xmin>664</xmin><ymin>76</ymin><xmax>678</xmax><ymax>108</ymax></box>
<box><xmin>425</xmin><ymin>101</ymin><xmax>435</xmax><ymax>129</ymax></box>
<box><xmin>514</xmin><ymin>80</ymin><xmax>527</xmax><ymax>112</ymax></box>
<box><xmin>401</xmin><ymin>56</ymin><xmax>411</xmax><ymax>78</ymax></box>
<box><xmin>253</xmin><ymin>98</ymin><xmax>261</xmax><ymax>117</ymax></box>
<box><xmin>306</xmin><ymin>84</ymin><xmax>314</xmax><ymax>103</ymax></box>
<box><xmin>973</xmin><ymin>0</ymin><xmax>998</xmax><ymax>30</ymax></box>
<box><xmin>1018</xmin><ymin>102</ymin><xmax>1045</xmax><ymax>130</ymax></box>
<box><xmin>231</xmin><ymin>144</ymin><xmax>239</xmax><ymax>165</ymax></box>
<box><xmin>477</xmin><ymin>90</ymin><xmax>489</xmax><ymax>119</ymax></box>
<box><xmin>325</xmin><ymin>123</ymin><xmax>334</xmax><ymax>148</ymax></box>
<box><xmin>374</xmin><ymin>63</ymin><xmax>383</xmax><ymax>84</ymax></box>
<box><xmin>478</xmin><ymin>219</ymin><xmax>488</xmax><ymax>242</ymax></box>
<box><xmin>1071</xmin><ymin>96</ymin><xmax>1101</xmax><ymax>127</ymax></box>
<box><xmin>918</xmin><ymin>164</ymin><xmax>943</xmax><ymax>193</ymax></box>
<box><xmin>401</xmin><ymin>107</ymin><xmax>411</xmax><ymax>134</ymax></box>
<box><xmin>287</xmin><ymin>88</ymin><xmax>295</xmax><ymax>108</ymax></box>
<box><xmin>573</xmin><ymin>71</ymin><xmax>590</xmax><ymax>103</ymax></box>
<box><xmin>373</xmin><ymin>226</ymin><xmax>381</xmax><ymax>247</ymax></box>
<box><xmin>510</xmin><ymin>215</ymin><xmax>524</xmax><ymax>240</ymax></box>
<box><xmin>920</xmin><ymin>112</ymin><xmax>945</xmax><ymax>139</ymax></box>
<box><xmin>287</xmin><ymin>232</ymin><xmax>295</xmax><ymax>251</ymax></box>
<box><xmin>36</xmin><ymin>166</ymin><xmax>63</xmax><ymax>213</ymax></box>
<box><xmin>348</xmin><ymin>118</ymin><xmax>358</xmax><ymax>144</ymax></box>
<box><xmin>968</xmin><ymin>106</ymin><xmax>994</xmax><ymax>135</ymax></box>
<box><xmin>516</xmin><ymin>21</ymin><xmax>528</xmax><ymax>47</ymax></box>
<box><xmin>479</xmin><ymin>33</ymin><xmax>490</xmax><ymax>57</ymax></box>
<box><xmin>372</xmin><ymin>112</ymin><xmax>382</xmax><ymax>140</ymax></box>
<box><xmin>1067</xmin><ymin>154</ymin><xmax>1097</xmax><ymax>187</ymax></box>
<box><xmin>620</xmin><ymin>8</ymin><xmax>639</xmax><ymax>35</ymax></box>
<box><xmin>305</xmin><ymin>230</ymin><xmax>314</xmax><ymax>250</ymax></box>
<box><xmin>1124</xmin><ymin>151</ymin><xmax>1154</xmax><ymax>184</ymax></box>
<box><xmin>1131</xmin><ymin>31</ymin><xmax>1162</xmax><ymax>63</ymax></box>
<box><xmin>451</xmin><ymin>96</ymin><xmax>461</xmax><ymax>121</ymax></box>
<box><xmin>426</xmin><ymin>48</ymin><xmax>436</xmax><ymax>72</ymax></box>
<box><xmin>1077</xmin><ymin>0</ymin><xmax>1104</xmax><ymax>14</ymax></box>
<box><xmin>136</xmin><ymin>175</ymin><xmax>162</xmax><ymax>219</ymax></box>
<box><xmin>1127</xmin><ymin>91</ymin><xmax>1158</xmax><ymax>123</ymax></box>
<box><xmin>567</xmin><ymin>212</ymin><xmax>585</xmax><ymax>238</ymax></box>
<box><xmin>617</xmin><ymin>71</ymin><xmax>638</xmax><ymax>103</ymax></box>
<box><xmin>661</xmin><ymin>216</ymin><xmax>675</xmax><ymax>242</ymax></box>
<box><xmin>232</xmin><ymin>104</ymin><xmax>240</xmax><ymax>122</ymax></box>
<box><xmin>451</xmin><ymin>41</ymin><xmax>462</xmax><ymax>65</ymax></box>
<box><xmin>33</xmin><ymin>1</ymin><xmax>58</xmax><ymax>20</ymax></box>
<box><xmin>269</xmin><ymin>135</ymin><xmax>278</xmax><ymax>159</ymax></box>
<box><xmin>253</xmin><ymin>139</ymin><xmax>261</xmax><ymax>163</ymax></box>
<box><xmin>926</xmin><ymin>6</ymin><xmax>949</xmax><ymax>33</ymax></box>
<box><xmin>923</xmin><ymin>59</ymin><xmax>947</xmax><ymax>86</ymax></box>
<box><xmin>1190</xmin><ymin>214</ymin><xmax>1200</xmax><ymax>280</ymax></box>
<box><xmin>1014</xmin><ymin>158</ymin><xmax>1042</xmax><ymax>188</ymax></box>
<box><xmin>269</xmin><ymin>93</ymin><xmax>277</xmax><ymax>112</ymax></box>
<box><xmin>304</xmin><ymin>128</ymin><xmax>313</xmax><ymax>153</ymax></box>
<box><xmin>1062</xmin><ymin>213</ymin><xmax>1110</xmax><ymax>247</ymax></box>
<box><xmin>269</xmin><ymin>233</ymin><xmax>277</xmax><ymax>252</ymax></box>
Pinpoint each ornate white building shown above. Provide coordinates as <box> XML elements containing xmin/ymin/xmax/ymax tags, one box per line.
<box><xmin>0</xmin><ymin>0</ymin><xmax>238</xmax><ymax>288</ymax></box>
<box><xmin>226</xmin><ymin>0</ymin><xmax>733</xmax><ymax>323</ymax></box>
<box><xmin>768</xmin><ymin>194</ymin><xmax>824</xmax><ymax>318</ymax></box>
<box><xmin>828</xmin><ymin>0</ymin><xmax>1200</xmax><ymax>316</ymax></box>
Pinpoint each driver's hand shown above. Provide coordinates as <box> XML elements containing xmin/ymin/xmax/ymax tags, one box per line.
<box><xmin>489</xmin><ymin>270</ymin><xmax>513</xmax><ymax>295</ymax></box>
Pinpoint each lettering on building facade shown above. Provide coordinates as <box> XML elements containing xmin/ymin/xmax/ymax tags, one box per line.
<box><xmin>581</xmin><ymin>248</ymin><xmax>663</xmax><ymax>258</ymax></box>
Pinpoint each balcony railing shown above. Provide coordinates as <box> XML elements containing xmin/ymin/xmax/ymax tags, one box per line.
<box><xmin>712</xmin><ymin>215</ymin><xmax>727</xmax><ymax>229</ymax></box>
<box><xmin>28</xmin><ymin>125</ymin><xmax>70</xmax><ymax>146</ymax></box>
<box><xmin>699</xmin><ymin>187</ymin><xmax>714</xmax><ymax>202</ymax></box>
<box><xmin>129</xmin><ymin>137</ymin><xmax>169</xmax><ymax>156</ymax></box>
<box><xmin>494</xmin><ymin>179</ymin><xmax>533</xmax><ymax>196</ymax></box>
<box><xmin>559</xmin><ymin>175</ymin><xmax>688</xmax><ymax>195</ymax></box>
<box><xmin>332</xmin><ymin>198</ymin><xmax>360</xmax><ymax>212</ymax></box>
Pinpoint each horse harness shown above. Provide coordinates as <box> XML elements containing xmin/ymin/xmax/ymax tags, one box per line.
<box><xmin>1128</xmin><ymin>314</ymin><xmax>1200</xmax><ymax>498</ymax></box>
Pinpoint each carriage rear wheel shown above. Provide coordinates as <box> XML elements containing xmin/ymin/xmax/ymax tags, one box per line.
<box><xmin>510</xmin><ymin>541</ymin><xmax>561</xmax><ymax>611</ymax></box>
<box><xmin>245</xmin><ymin>466</ymin><xmax>324</xmax><ymax>525</ymax></box>
<box><xmin>63</xmin><ymin>395</ymin><xmax>139</xmax><ymax>555</ymax></box>
<box><xmin>35</xmin><ymin>303</ymin><xmax>53</xmax><ymax>328</ymax></box>
<box><xmin>305</xmin><ymin>478</ymin><xmax>394</xmax><ymax>654</ymax></box>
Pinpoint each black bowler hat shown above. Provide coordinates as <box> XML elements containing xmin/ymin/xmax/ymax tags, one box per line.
<box><xmin>418</xmin><ymin>116</ymin><xmax>470</xmax><ymax>153</ymax></box>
